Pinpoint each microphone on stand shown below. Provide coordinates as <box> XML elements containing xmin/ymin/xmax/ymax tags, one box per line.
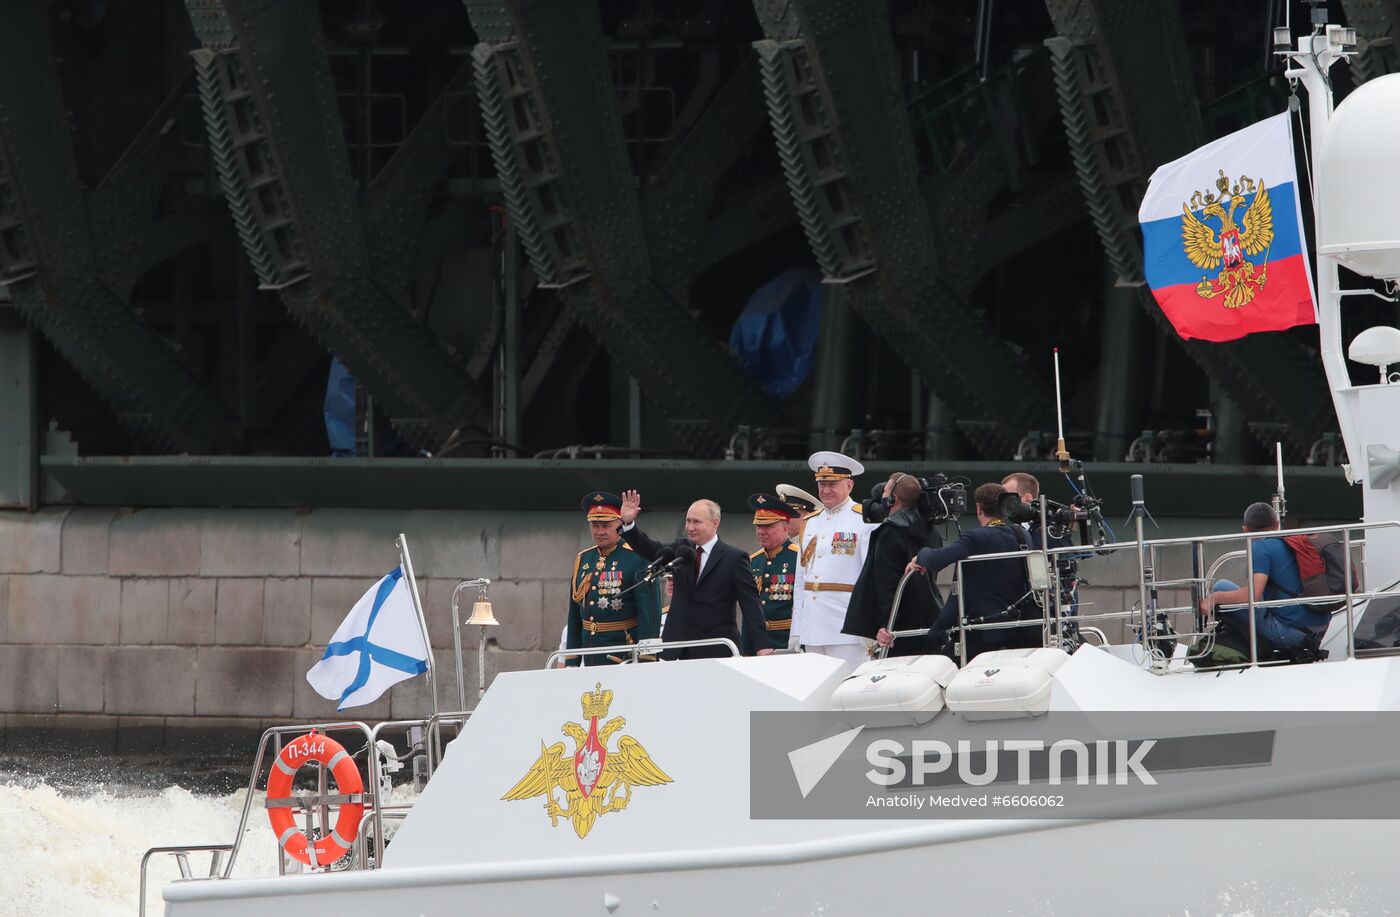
<box><xmin>641</xmin><ymin>544</ymin><xmax>688</xmax><ymax>582</ymax></box>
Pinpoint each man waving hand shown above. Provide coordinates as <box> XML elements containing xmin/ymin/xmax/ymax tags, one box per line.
<box><xmin>619</xmin><ymin>490</ymin><xmax>772</xmax><ymax>660</ymax></box>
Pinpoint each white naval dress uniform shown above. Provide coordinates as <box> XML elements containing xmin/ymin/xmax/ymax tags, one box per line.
<box><xmin>792</xmin><ymin>497</ymin><xmax>879</xmax><ymax>666</ymax></box>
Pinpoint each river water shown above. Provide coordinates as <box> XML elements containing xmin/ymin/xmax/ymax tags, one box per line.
<box><xmin>2</xmin><ymin>753</ymin><xmax>280</xmax><ymax>917</ymax></box>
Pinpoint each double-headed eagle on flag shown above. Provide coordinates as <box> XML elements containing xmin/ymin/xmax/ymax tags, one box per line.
<box><xmin>1181</xmin><ymin>169</ymin><xmax>1276</xmax><ymax>310</ymax></box>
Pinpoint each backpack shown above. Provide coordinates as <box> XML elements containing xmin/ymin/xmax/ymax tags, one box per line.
<box><xmin>1282</xmin><ymin>532</ymin><xmax>1360</xmax><ymax>614</ymax></box>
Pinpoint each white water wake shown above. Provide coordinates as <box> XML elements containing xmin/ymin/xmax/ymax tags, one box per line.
<box><xmin>0</xmin><ymin>781</ymin><xmax>280</xmax><ymax>917</ymax></box>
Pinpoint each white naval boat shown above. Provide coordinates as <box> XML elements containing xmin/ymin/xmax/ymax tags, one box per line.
<box><xmin>146</xmin><ymin>25</ymin><xmax>1400</xmax><ymax>917</ymax></box>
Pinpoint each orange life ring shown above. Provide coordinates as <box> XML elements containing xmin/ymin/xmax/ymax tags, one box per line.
<box><xmin>266</xmin><ymin>732</ymin><xmax>365</xmax><ymax>867</ymax></box>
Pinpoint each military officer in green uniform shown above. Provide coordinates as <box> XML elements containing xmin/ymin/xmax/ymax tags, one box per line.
<box><xmin>566</xmin><ymin>492</ymin><xmax>660</xmax><ymax>666</ymax></box>
<box><xmin>743</xmin><ymin>493</ymin><xmax>800</xmax><ymax>654</ymax></box>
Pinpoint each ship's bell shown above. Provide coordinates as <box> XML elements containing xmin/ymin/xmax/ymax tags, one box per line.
<box><xmin>465</xmin><ymin>597</ymin><xmax>499</xmax><ymax>627</ymax></box>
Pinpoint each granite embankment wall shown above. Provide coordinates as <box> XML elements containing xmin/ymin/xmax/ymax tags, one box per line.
<box><xmin>0</xmin><ymin>507</ymin><xmax>598</xmax><ymax>746</ymax></box>
<box><xmin>0</xmin><ymin>508</ymin><xmax>1218</xmax><ymax>745</ymax></box>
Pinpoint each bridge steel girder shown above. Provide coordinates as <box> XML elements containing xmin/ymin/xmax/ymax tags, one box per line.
<box><xmin>751</xmin><ymin>0</ymin><xmax>1054</xmax><ymax>459</ymax></box>
<box><xmin>1045</xmin><ymin>0</ymin><xmax>1334</xmax><ymax>461</ymax></box>
<box><xmin>642</xmin><ymin>54</ymin><xmax>776</xmax><ymax>303</ymax></box>
<box><xmin>1342</xmin><ymin>0</ymin><xmax>1400</xmax><ymax>80</ymax></box>
<box><xmin>465</xmin><ymin>0</ymin><xmax>788</xmax><ymax>457</ymax></box>
<box><xmin>184</xmin><ymin>0</ymin><xmax>486</xmax><ymax>452</ymax></box>
<box><xmin>0</xmin><ymin>2</ymin><xmax>237</xmax><ymax>454</ymax></box>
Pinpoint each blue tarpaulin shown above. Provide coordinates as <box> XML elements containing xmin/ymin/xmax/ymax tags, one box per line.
<box><xmin>324</xmin><ymin>357</ymin><xmax>356</xmax><ymax>456</ymax></box>
<box><xmin>728</xmin><ymin>268</ymin><xmax>821</xmax><ymax>398</ymax></box>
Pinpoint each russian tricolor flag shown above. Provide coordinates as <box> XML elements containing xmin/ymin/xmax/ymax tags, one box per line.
<box><xmin>1139</xmin><ymin>113</ymin><xmax>1316</xmax><ymax>342</ymax></box>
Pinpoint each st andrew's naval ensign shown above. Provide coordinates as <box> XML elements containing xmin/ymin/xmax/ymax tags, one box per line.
<box><xmin>503</xmin><ymin>683</ymin><xmax>671</xmax><ymax>838</ymax></box>
<box><xmin>1181</xmin><ymin>169</ymin><xmax>1275</xmax><ymax>310</ymax></box>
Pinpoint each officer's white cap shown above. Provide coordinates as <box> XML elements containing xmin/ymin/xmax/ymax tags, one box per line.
<box><xmin>807</xmin><ymin>451</ymin><xmax>864</xmax><ymax>480</ymax></box>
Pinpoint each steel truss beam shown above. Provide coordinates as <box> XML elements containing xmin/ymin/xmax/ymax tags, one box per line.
<box><xmin>0</xmin><ymin>2</ymin><xmax>237</xmax><ymax>453</ymax></box>
<box><xmin>1045</xmin><ymin>0</ymin><xmax>1333</xmax><ymax>460</ymax></box>
<box><xmin>465</xmin><ymin>0</ymin><xmax>788</xmax><ymax>458</ymax></box>
<box><xmin>184</xmin><ymin>0</ymin><xmax>486</xmax><ymax>452</ymax></box>
<box><xmin>1341</xmin><ymin>0</ymin><xmax>1400</xmax><ymax>80</ymax></box>
<box><xmin>751</xmin><ymin>0</ymin><xmax>1054</xmax><ymax>458</ymax></box>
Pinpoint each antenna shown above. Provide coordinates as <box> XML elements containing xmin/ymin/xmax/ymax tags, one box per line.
<box><xmin>1053</xmin><ymin>348</ymin><xmax>1071</xmax><ymax>471</ymax></box>
<box><xmin>1273</xmin><ymin>441</ymin><xmax>1288</xmax><ymax>521</ymax></box>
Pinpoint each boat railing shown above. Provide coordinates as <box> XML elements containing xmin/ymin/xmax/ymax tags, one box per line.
<box><xmin>138</xmin><ymin>844</ymin><xmax>233</xmax><ymax>917</ymax></box>
<box><xmin>884</xmin><ymin>519</ymin><xmax>1400</xmax><ymax>672</ymax></box>
<box><xmin>139</xmin><ymin>709</ymin><xmax>476</xmax><ymax>903</ymax></box>
<box><xmin>544</xmin><ymin>636</ymin><xmax>741</xmax><ymax>668</ymax></box>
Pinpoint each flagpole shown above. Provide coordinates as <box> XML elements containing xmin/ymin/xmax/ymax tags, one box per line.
<box><xmin>1284</xmin><ymin>30</ymin><xmax>1362</xmax><ymax>481</ymax></box>
<box><xmin>396</xmin><ymin>533</ymin><xmax>439</xmax><ymax>718</ymax></box>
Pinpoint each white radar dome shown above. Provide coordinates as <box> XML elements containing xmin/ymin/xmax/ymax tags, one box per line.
<box><xmin>1318</xmin><ymin>73</ymin><xmax>1400</xmax><ymax>281</ymax></box>
<box><xmin>1348</xmin><ymin>325</ymin><xmax>1400</xmax><ymax>369</ymax></box>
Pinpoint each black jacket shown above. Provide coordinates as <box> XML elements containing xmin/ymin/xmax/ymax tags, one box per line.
<box><xmin>915</xmin><ymin>522</ymin><xmax>1037</xmax><ymax>653</ymax></box>
<box><xmin>621</xmin><ymin>524</ymin><xmax>768</xmax><ymax>659</ymax></box>
<box><xmin>843</xmin><ymin>510</ymin><xmax>943</xmax><ymax>655</ymax></box>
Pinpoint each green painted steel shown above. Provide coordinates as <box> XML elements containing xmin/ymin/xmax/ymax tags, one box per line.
<box><xmin>752</xmin><ymin>0</ymin><xmax>1058</xmax><ymax>460</ymax></box>
<box><xmin>41</xmin><ymin>455</ymin><xmax>1360</xmax><ymax>521</ymax></box>
<box><xmin>465</xmin><ymin>1</ymin><xmax>790</xmax><ymax>457</ymax></box>
<box><xmin>0</xmin><ymin>3</ymin><xmax>236</xmax><ymax>454</ymax></box>
<box><xmin>185</xmin><ymin>0</ymin><xmax>488</xmax><ymax>452</ymax></box>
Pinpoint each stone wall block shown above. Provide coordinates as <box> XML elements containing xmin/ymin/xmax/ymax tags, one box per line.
<box><xmin>0</xmin><ymin>509</ymin><xmax>64</xmax><ymax>574</ymax></box>
<box><xmin>486</xmin><ymin>580</ymin><xmax>544</xmax><ymax>651</ymax></box>
<box><xmin>168</xmin><ymin>578</ymin><xmax>216</xmax><ymax>644</ymax></box>
<box><xmin>7</xmin><ymin>574</ymin><xmax>121</xmax><ymax>644</ymax></box>
<box><xmin>200</xmin><ymin>510</ymin><xmax>304</xmax><ymax>577</ymax></box>
<box><xmin>215</xmin><ymin>578</ymin><xmax>264</xmax><ymax>645</ymax></box>
<box><xmin>540</xmin><ymin>579</ymin><xmax>571</xmax><ymax>651</ymax></box>
<box><xmin>106</xmin><ymin>646</ymin><xmax>196</xmax><ymax>716</ymax></box>
<box><xmin>60</xmin><ymin>508</ymin><xmax>115</xmax><ymax>574</ymax></box>
<box><xmin>0</xmin><ymin>645</ymin><xmax>58</xmax><ymax>713</ymax></box>
<box><xmin>498</xmin><ymin>514</ymin><xmax>589</xmax><ymax>580</ymax></box>
<box><xmin>310</xmin><ymin>578</ymin><xmax>371</xmax><ymax>644</ymax></box>
<box><xmin>391</xmin><ymin>648</ymin><xmax>463</xmax><ymax>718</ymax></box>
<box><xmin>195</xmin><ymin>647</ymin><xmax>295</xmax><ymax>718</ymax></box>
<box><xmin>413</xmin><ymin>577</ymin><xmax>451</xmax><ymax>649</ymax></box>
<box><xmin>299</xmin><ymin>509</ymin><xmax>500</xmax><ymax>579</ymax></box>
<box><xmin>263</xmin><ymin>578</ymin><xmax>312</xmax><ymax>646</ymax></box>
<box><xmin>108</xmin><ymin>509</ymin><xmax>202</xmax><ymax>576</ymax></box>
<box><xmin>57</xmin><ymin>646</ymin><xmax>106</xmax><ymax>713</ymax></box>
<box><xmin>492</xmin><ymin>649</ymin><xmax>549</xmax><ymax>678</ymax></box>
<box><xmin>119</xmin><ymin>578</ymin><xmax>170</xmax><ymax>644</ymax></box>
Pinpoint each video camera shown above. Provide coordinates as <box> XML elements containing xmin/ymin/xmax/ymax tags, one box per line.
<box><xmin>998</xmin><ymin>492</ymin><xmax>1104</xmax><ymax>540</ymax></box>
<box><xmin>860</xmin><ymin>473</ymin><xmax>968</xmax><ymax>526</ymax></box>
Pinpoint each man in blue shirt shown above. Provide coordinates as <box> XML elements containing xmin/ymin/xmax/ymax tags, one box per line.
<box><xmin>1199</xmin><ymin>502</ymin><xmax>1326</xmax><ymax>649</ymax></box>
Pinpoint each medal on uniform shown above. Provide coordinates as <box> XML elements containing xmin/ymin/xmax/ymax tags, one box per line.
<box><xmin>831</xmin><ymin>532</ymin><xmax>858</xmax><ymax>556</ymax></box>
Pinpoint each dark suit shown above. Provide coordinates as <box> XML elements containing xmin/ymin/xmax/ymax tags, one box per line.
<box><xmin>915</xmin><ymin>521</ymin><xmax>1037</xmax><ymax>656</ymax></box>
<box><xmin>843</xmin><ymin>511</ymin><xmax>943</xmax><ymax>656</ymax></box>
<box><xmin>621</xmin><ymin>524</ymin><xmax>769</xmax><ymax>659</ymax></box>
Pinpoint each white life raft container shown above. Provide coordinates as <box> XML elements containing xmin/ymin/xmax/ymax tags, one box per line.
<box><xmin>944</xmin><ymin>646</ymin><xmax>1069</xmax><ymax>721</ymax></box>
<box><xmin>829</xmin><ymin>654</ymin><xmax>959</xmax><ymax>726</ymax></box>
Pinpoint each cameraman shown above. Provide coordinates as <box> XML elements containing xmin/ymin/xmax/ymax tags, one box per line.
<box><xmin>1001</xmin><ymin>473</ymin><xmax>1072</xmax><ymax>551</ymax></box>
<box><xmin>900</xmin><ymin>483</ymin><xmax>1038</xmax><ymax>658</ymax></box>
<box><xmin>843</xmin><ymin>474</ymin><xmax>943</xmax><ymax>656</ymax></box>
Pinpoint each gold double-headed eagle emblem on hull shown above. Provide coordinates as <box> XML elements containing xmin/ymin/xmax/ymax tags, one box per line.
<box><xmin>1180</xmin><ymin>170</ymin><xmax>1276</xmax><ymax>310</ymax></box>
<box><xmin>503</xmin><ymin>683</ymin><xmax>671</xmax><ymax>838</ymax></box>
